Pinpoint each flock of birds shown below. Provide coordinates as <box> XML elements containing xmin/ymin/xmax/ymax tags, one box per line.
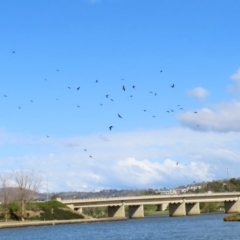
<box><xmin>3</xmin><ymin>51</ymin><xmax>199</xmax><ymax>165</ymax></box>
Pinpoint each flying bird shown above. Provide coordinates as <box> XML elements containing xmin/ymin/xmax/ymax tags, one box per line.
<box><xmin>4</xmin><ymin>95</ymin><xmax>7</xmax><ymax>97</ymax></box>
<box><xmin>143</xmin><ymin>110</ymin><xmax>146</xmax><ymax>112</ymax></box>
<box><xmin>160</xmin><ymin>70</ymin><xmax>163</xmax><ymax>73</ymax></box>
<box><xmin>130</xmin><ymin>95</ymin><xmax>133</xmax><ymax>97</ymax></box>
<box><xmin>56</xmin><ymin>69</ymin><xmax>59</xmax><ymax>72</ymax></box>
<box><xmin>84</xmin><ymin>149</ymin><xmax>87</xmax><ymax>151</ymax></box>
<box><xmin>30</xmin><ymin>100</ymin><xmax>33</xmax><ymax>102</ymax></box>
<box><xmin>77</xmin><ymin>87</ymin><xmax>80</xmax><ymax>90</ymax></box>
<box><xmin>132</xmin><ymin>85</ymin><xmax>135</xmax><ymax>89</ymax></box>
<box><xmin>100</xmin><ymin>103</ymin><xmax>103</xmax><ymax>106</ymax></box>
<box><xmin>77</xmin><ymin>105</ymin><xmax>80</xmax><ymax>108</ymax></box>
<box><xmin>194</xmin><ymin>111</ymin><xmax>198</xmax><ymax>113</ymax></box>
<box><xmin>118</xmin><ymin>114</ymin><xmax>122</xmax><ymax>118</ymax></box>
<box><xmin>106</xmin><ymin>95</ymin><xmax>109</xmax><ymax>98</ymax></box>
<box><xmin>18</xmin><ymin>106</ymin><xmax>21</xmax><ymax>109</ymax></box>
<box><xmin>89</xmin><ymin>155</ymin><xmax>92</xmax><ymax>158</ymax></box>
<box><xmin>121</xmin><ymin>78</ymin><xmax>124</xmax><ymax>81</ymax></box>
<box><xmin>95</xmin><ymin>80</ymin><xmax>98</xmax><ymax>83</ymax></box>
<box><xmin>109</xmin><ymin>126</ymin><xmax>113</xmax><ymax>131</ymax></box>
<box><xmin>110</xmin><ymin>99</ymin><xmax>114</xmax><ymax>102</ymax></box>
<box><xmin>171</xmin><ymin>84</ymin><xmax>175</xmax><ymax>88</ymax></box>
<box><xmin>68</xmin><ymin>87</ymin><xmax>71</xmax><ymax>90</ymax></box>
<box><xmin>46</xmin><ymin>135</ymin><xmax>50</xmax><ymax>138</ymax></box>
<box><xmin>122</xmin><ymin>85</ymin><xmax>126</xmax><ymax>91</ymax></box>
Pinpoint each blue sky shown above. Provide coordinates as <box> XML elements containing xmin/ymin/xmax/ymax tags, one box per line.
<box><xmin>1</xmin><ymin>0</ymin><xmax>240</xmax><ymax>192</ymax></box>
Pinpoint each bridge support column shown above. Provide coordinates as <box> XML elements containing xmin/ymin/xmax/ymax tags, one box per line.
<box><xmin>129</xmin><ymin>205</ymin><xmax>144</xmax><ymax>218</ymax></box>
<box><xmin>157</xmin><ymin>203</ymin><xmax>168</xmax><ymax>211</ymax></box>
<box><xmin>74</xmin><ymin>207</ymin><xmax>83</xmax><ymax>213</ymax></box>
<box><xmin>225</xmin><ymin>200</ymin><xmax>240</xmax><ymax>213</ymax></box>
<box><xmin>169</xmin><ymin>202</ymin><xmax>186</xmax><ymax>217</ymax></box>
<box><xmin>186</xmin><ymin>202</ymin><xmax>200</xmax><ymax>215</ymax></box>
<box><xmin>108</xmin><ymin>205</ymin><xmax>125</xmax><ymax>218</ymax></box>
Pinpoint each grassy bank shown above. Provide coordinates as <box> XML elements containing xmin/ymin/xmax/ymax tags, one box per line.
<box><xmin>223</xmin><ymin>213</ymin><xmax>240</xmax><ymax>221</ymax></box>
<box><xmin>0</xmin><ymin>201</ymin><xmax>84</xmax><ymax>222</ymax></box>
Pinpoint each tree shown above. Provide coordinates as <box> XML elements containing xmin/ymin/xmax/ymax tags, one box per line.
<box><xmin>13</xmin><ymin>169</ymin><xmax>42</xmax><ymax>221</ymax></box>
<box><xmin>0</xmin><ymin>172</ymin><xmax>13</xmax><ymax>222</ymax></box>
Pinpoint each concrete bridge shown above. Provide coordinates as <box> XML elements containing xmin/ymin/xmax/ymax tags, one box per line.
<box><xmin>57</xmin><ymin>192</ymin><xmax>240</xmax><ymax>218</ymax></box>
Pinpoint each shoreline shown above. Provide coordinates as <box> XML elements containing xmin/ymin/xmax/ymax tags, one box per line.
<box><xmin>0</xmin><ymin>217</ymin><xmax>126</xmax><ymax>229</ymax></box>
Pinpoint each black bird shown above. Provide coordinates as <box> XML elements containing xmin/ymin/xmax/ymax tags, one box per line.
<box><xmin>56</xmin><ymin>98</ymin><xmax>59</xmax><ymax>101</ymax></box>
<box><xmin>100</xmin><ymin>103</ymin><xmax>103</xmax><ymax>106</ymax></box>
<box><xmin>84</xmin><ymin>149</ymin><xmax>87</xmax><ymax>151</ymax></box>
<box><xmin>176</xmin><ymin>162</ymin><xmax>178</xmax><ymax>165</ymax></box>
<box><xmin>180</xmin><ymin>108</ymin><xmax>183</xmax><ymax>110</ymax></box>
<box><xmin>118</xmin><ymin>114</ymin><xmax>122</xmax><ymax>118</ymax></box>
<box><xmin>46</xmin><ymin>135</ymin><xmax>50</xmax><ymax>138</ymax></box>
<box><xmin>149</xmin><ymin>91</ymin><xmax>153</xmax><ymax>94</ymax></box>
<box><xmin>4</xmin><ymin>95</ymin><xmax>7</xmax><ymax>97</ymax></box>
<box><xmin>44</xmin><ymin>78</ymin><xmax>47</xmax><ymax>81</ymax></box>
<box><xmin>56</xmin><ymin>69</ymin><xmax>59</xmax><ymax>72</ymax></box>
<box><xmin>77</xmin><ymin>105</ymin><xmax>80</xmax><ymax>108</ymax></box>
<box><xmin>89</xmin><ymin>155</ymin><xmax>92</xmax><ymax>158</ymax></box>
<box><xmin>30</xmin><ymin>100</ymin><xmax>33</xmax><ymax>102</ymax></box>
<box><xmin>171</xmin><ymin>109</ymin><xmax>174</xmax><ymax>112</ymax></box>
<box><xmin>166</xmin><ymin>111</ymin><xmax>170</xmax><ymax>113</ymax></box>
<box><xmin>152</xmin><ymin>116</ymin><xmax>156</xmax><ymax>118</ymax></box>
<box><xmin>154</xmin><ymin>93</ymin><xmax>157</xmax><ymax>96</ymax></box>
<box><xmin>106</xmin><ymin>95</ymin><xmax>109</xmax><ymax>98</ymax></box>
<box><xmin>110</xmin><ymin>99</ymin><xmax>114</xmax><ymax>102</ymax></box>
<box><xmin>77</xmin><ymin>87</ymin><xmax>80</xmax><ymax>90</ymax></box>
<box><xmin>96</xmin><ymin>80</ymin><xmax>98</xmax><ymax>83</ymax></box>
<box><xmin>12</xmin><ymin>51</ymin><xmax>15</xmax><ymax>53</ymax></box>
<box><xmin>122</xmin><ymin>85</ymin><xmax>126</xmax><ymax>91</ymax></box>
<box><xmin>194</xmin><ymin>111</ymin><xmax>198</xmax><ymax>113</ymax></box>
<box><xmin>132</xmin><ymin>85</ymin><xmax>135</xmax><ymax>89</ymax></box>
<box><xmin>68</xmin><ymin>87</ymin><xmax>71</xmax><ymax>90</ymax></box>
<box><xmin>160</xmin><ymin>70</ymin><xmax>163</xmax><ymax>73</ymax></box>
<box><xmin>171</xmin><ymin>84</ymin><xmax>175</xmax><ymax>88</ymax></box>
<box><xmin>143</xmin><ymin>110</ymin><xmax>146</xmax><ymax>112</ymax></box>
<box><xmin>130</xmin><ymin>95</ymin><xmax>133</xmax><ymax>97</ymax></box>
<box><xmin>121</xmin><ymin>78</ymin><xmax>124</xmax><ymax>81</ymax></box>
<box><xmin>109</xmin><ymin>126</ymin><xmax>113</xmax><ymax>131</ymax></box>
<box><xmin>18</xmin><ymin>106</ymin><xmax>21</xmax><ymax>109</ymax></box>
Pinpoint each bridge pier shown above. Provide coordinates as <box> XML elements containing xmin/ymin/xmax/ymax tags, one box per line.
<box><xmin>186</xmin><ymin>202</ymin><xmax>200</xmax><ymax>215</ymax></box>
<box><xmin>169</xmin><ymin>202</ymin><xmax>186</xmax><ymax>217</ymax></box>
<box><xmin>108</xmin><ymin>205</ymin><xmax>125</xmax><ymax>218</ymax></box>
<box><xmin>129</xmin><ymin>205</ymin><xmax>144</xmax><ymax>218</ymax></box>
<box><xmin>156</xmin><ymin>203</ymin><xmax>168</xmax><ymax>211</ymax></box>
<box><xmin>225</xmin><ymin>200</ymin><xmax>240</xmax><ymax>213</ymax></box>
<box><xmin>74</xmin><ymin>207</ymin><xmax>83</xmax><ymax>213</ymax></box>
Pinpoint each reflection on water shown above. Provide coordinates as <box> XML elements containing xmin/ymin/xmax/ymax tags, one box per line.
<box><xmin>1</xmin><ymin>213</ymin><xmax>240</xmax><ymax>240</ymax></box>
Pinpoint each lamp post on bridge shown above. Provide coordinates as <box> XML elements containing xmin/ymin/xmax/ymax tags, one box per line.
<box><xmin>226</xmin><ymin>168</ymin><xmax>230</xmax><ymax>192</ymax></box>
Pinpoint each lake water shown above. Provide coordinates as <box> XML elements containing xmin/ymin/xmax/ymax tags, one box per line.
<box><xmin>1</xmin><ymin>213</ymin><xmax>240</xmax><ymax>240</ymax></box>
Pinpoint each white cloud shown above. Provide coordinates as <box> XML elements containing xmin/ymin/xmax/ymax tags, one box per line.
<box><xmin>228</xmin><ymin>68</ymin><xmax>240</xmax><ymax>93</ymax></box>
<box><xmin>187</xmin><ymin>87</ymin><xmax>209</xmax><ymax>100</ymax></box>
<box><xmin>231</xmin><ymin>68</ymin><xmax>240</xmax><ymax>80</ymax></box>
<box><xmin>1</xmin><ymin>126</ymin><xmax>240</xmax><ymax>191</ymax></box>
<box><xmin>177</xmin><ymin>101</ymin><xmax>240</xmax><ymax>132</ymax></box>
